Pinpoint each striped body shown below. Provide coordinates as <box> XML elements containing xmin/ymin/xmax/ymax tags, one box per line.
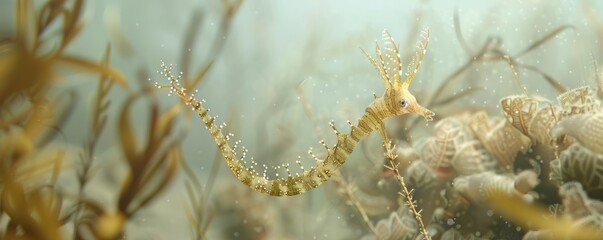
<box><xmin>193</xmin><ymin>95</ymin><xmax>390</xmax><ymax>196</ymax></box>
<box><xmin>156</xmin><ymin>29</ymin><xmax>434</xmax><ymax>196</ymax></box>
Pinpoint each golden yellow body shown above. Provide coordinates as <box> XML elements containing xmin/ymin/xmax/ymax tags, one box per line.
<box><xmin>155</xmin><ymin>30</ymin><xmax>434</xmax><ymax>196</ymax></box>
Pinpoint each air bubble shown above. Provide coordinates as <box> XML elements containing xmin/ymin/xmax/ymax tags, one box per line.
<box><xmin>447</xmin><ymin>218</ymin><xmax>455</xmax><ymax>225</ymax></box>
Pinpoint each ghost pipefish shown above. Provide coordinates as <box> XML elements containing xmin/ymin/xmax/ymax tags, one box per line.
<box><xmin>151</xmin><ymin>30</ymin><xmax>434</xmax><ymax>196</ymax></box>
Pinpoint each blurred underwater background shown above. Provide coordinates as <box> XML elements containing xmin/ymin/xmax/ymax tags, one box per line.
<box><xmin>4</xmin><ymin>0</ymin><xmax>603</xmax><ymax>239</ymax></box>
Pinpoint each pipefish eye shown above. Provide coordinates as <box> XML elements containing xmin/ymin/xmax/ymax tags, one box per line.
<box><xmin>400</xmin><ymin>99</ymin><xmax>409</xmax><ymax>108</ymax></box>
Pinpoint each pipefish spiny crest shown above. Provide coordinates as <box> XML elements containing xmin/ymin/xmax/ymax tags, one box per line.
<box><xmin>151</xmin><ymin>30</ymin><xmax>434</xmax><ymax>196</ymax></box>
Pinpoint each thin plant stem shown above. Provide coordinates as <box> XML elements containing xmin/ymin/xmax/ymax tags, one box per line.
<box><xmin>384</xmin><ymin>143</ymin><xmax>431</xmax><ymax>240</ymax></box>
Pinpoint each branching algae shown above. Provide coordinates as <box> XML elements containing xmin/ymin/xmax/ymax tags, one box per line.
<box><xmin>153</xmin><ymin>30</ymin><xmax>434</xmax><ymax>196</ymax></box>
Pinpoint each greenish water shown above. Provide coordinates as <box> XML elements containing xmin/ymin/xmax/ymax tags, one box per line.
<box><xmin>3</xmin><ymin>0</ymin><xmax>603</xmax><ymax>239</ymax></box>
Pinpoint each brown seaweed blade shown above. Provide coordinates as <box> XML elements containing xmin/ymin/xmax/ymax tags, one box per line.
<box><xmin>1</xmin><ymin>0</ymin><xmax>128</xmax><ymax>110</ymax></box>
<box><xmin>117</xmin><ymin>94</ymin><xmax>181</xmax><ymax>218</ymax></box>
<box><xmin>2</xmin><ymin>180</ymin><xmax>62</xmax><ymax>240</ymax></box>
<box><xmin>513</xmin><ymin>25</ymin><xmax>574</xmax><ymax>58</ymax></box>
<box><xmin>0</xmin><ymin>2</ymin><xmax>120</xmax><ymax>238</ymax></box>
<box><xmin>427</xmin><ymin>22</ymin><xmax>570</xmax><ymax>110</ymax></box>
<box><xmin>56</xmin><ymin>56</ymin><xmax>128</xmax><ymax>88</ymax></box>
<box><xmin>488</xmin><ymin>189</ymin><xmax>603</xmax><ymax>240</ymax></box>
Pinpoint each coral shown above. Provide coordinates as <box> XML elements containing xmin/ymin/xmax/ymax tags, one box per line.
<box><xmin>420</xmin><ymin>118</ymin><xmax>465</xmax><ymax>176</ymax></box>
<box><xmin>468</xmin><ymin>111</ymin><xmax>531</xmax><ymax>171</ymax></box>
<box><xmin>361</xmin><ymin>212</ymin><xmax>418</xmax><ymax>240</ymax></box>
<box><xmin>551</xmin><ymin>143</ymin><xmax>603</xmax><ymax>197</ymax></box>
<box><xmin>551</xmin><ymin>112</ymin><xmax>603</xmax><ymax>153</ymax></box>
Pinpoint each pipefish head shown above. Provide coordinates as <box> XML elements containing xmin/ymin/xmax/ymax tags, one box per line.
<box><xmin>363</xmin><ymin>29</ymin><xmax>434</xmax><ymax>122</ymax></box>
<box><xmin>388</xmin><ymin>87</ymin><xmax>434</xmax><ymax>121</ymax></box>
